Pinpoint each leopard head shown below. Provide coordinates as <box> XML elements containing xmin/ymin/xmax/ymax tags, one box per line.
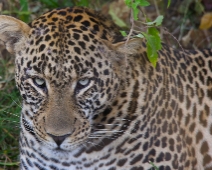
<box><xmin>0</xmin><ymin>7</ymin><xmax>141</xmax><ymax>152</ymax></box>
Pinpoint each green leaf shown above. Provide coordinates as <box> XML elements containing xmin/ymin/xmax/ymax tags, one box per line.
<box><xmin>132</xmin><ymin>8</ymin><xmax>139</xmax><ymax>20</ymax></box>
<box><xmin>19</xmin><ymin>0</ymin><xmax>28</xmax><ymax>11</ymax></box>
<box><xmin>120</xmin><ymin>31</ymin><xmax>127</xmax><ymax>37</ymax></box>
<box><xmin>142</xmin><ymin>27</ymin><xmax>162</xmax><ymax>67</ymax></box>
<box><xmin>147</xmin><ymin>27</ymin><xmax>162</xmax><ymax>50</ymax></box>
<box><xmin>40</xmin><ymin>0</ymin><xmax>58</xmax><ymax>8</ymax></box>
<box><xmin>124</xmin><ymin>0</ymin><xmax>131</xmax><ymax>7</ymax></box>
<box><xmin>146</xmin><ymin>39</ymin><xmax>158</xmax><ymax>67</ymax></box>
<box><xmin>194</xmin><ymin>1</ymin><xmax>204</xmax><ymax>15</ymax></box>
<box><xmin>167</xmin><ymin>0</ymin><xmax>171</xmax><ymax>8</ymax></box>
<box><xmin>125</xmin><ymin>0</ymin><xmax>150</xmax><ymax>20</ymax></box>
<box><xmin>146</xmin><ymin>15</ymin><xmax>164</xmax><ymax>26</ymax></box>
<box><xmin>138</xmin><ymin>0</ymin><xmax>150</xmax><ymax>6</ymax></box>
<box><xmin>74</xmin><ymin>0</ymin><xmax>89</xmax><ymax>7</ymax></box>
<box><xmin>135</xmin><ymin>33</ymin><xmax>144</xmax><ymax>38</ymax></box>
<box><xmin>19</xmin><ymin>0</ymin><xmax>29</xmax><ymax>22</ymax></box>
<box><xmin>149</xmin><ymin>161</ymin><xmax>159</xmax><ymax>170</ymax></box>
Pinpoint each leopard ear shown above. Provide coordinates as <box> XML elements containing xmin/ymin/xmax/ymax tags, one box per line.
<box><xmin>0</xmin><ymin>15</ymin><xmax>30</xmax><ymax>53</ymax></box>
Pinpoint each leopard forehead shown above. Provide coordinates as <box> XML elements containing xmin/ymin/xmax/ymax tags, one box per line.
<box><xmin>17</xmin><ymin>7</ymin><xmax>122</xmax><ymax>86</ymax></box>
<box><xmin>30</xmin><ymin>7</ymin><xmax>121</xmax><ymax>42</ymax></box>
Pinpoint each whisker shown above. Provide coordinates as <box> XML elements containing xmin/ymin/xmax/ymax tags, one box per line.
<box><xmin>89</xmin><ymin>135</ymin><xmax>116</xmax><ymax>138</ymax></box>
<box><xmin>93</xmin><ymin>129</ymin><xmax>124</xmax><ymax>132</ymax></box>
<box><xmin>88</xmin><ymin>137</ymin><xmax>117</xmax><ymax>140</ymax></box>
<box><xmin>92</xmin><ymin>131</ymin><xmax>124</xmax><ymax>134</ymax></box>
<box><xmin>85</xmin><ymin>141</ymin><xmax>103</xmax><ymax>148</ymax></box>
<box><xmin>95</xmin><ymin>123</ymin><xmax>122</xmax><ymax>126</ymax></box>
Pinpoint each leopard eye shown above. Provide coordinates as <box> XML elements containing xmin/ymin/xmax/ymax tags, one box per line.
<box><xmin>33</xmin><ymin>77</ymin><xmax>46</xmax><ymax>89</ymax></box>
<box><xmin>76</xmin><ymin>78</ymin><xmax>91</xmax><ymax>92</ymax></box>
<box><xmin>78</xmin><ymin>78</ymin><xmax>90</xmax><ymax>86</ymax></box>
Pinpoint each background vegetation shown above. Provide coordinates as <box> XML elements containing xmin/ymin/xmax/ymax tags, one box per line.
<box><xmin>0</xmin><ymin>0</ymin><xmax>212</xmax><ymax>169</ymax></box>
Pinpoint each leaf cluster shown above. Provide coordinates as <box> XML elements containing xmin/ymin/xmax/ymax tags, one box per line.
<box><xmin>123</xmin><ymin>0</ymin><xmax>170</xmax><ymax>67</ymax></box>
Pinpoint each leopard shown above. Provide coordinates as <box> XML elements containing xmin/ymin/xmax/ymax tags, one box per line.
<box><xmin>0</xmin><ymin>6</ymin><xmax>212</xmax><ymax>170</ymax></box>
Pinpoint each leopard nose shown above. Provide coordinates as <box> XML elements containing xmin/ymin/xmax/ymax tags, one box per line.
<box><xmin>48</xmin><ymin>133</ymin><xmax>70</xmax><ymax>146</ymax></box>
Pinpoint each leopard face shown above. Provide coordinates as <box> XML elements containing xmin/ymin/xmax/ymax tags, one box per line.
<box><xmin>15</xmin><ymin>7</ymin><xmax>125</xmax><ymax>152</ymax></box>
<box><xmin>1</xmin><ymin>6</ymin><xmax>212</xmax><ymax>170</ymax></box>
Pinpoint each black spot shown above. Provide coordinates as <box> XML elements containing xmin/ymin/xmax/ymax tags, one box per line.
<box><xmin>49</xmin><ymin>41</ymin><xmax>54</xmax><ymax>46</ymax></box>
<box><xmin>201</xmin><ymin>141</ymin><xmax>209</xmax><ymax>154</ymax></box>
<box><xmin>74</xmin><ymin>15</ymin><xmax>83</xmax><ymax>22</ymax></box>
<box><xmin>68</xmin><ymin>40</ymin><xmax>75</xmax><ymax>46</ymax></box>
<box><xmin>90</xmin><ymin>17</ymin><xmax>99</xmax><ymax>24</ymax></box>
<box><xmin>165</xmin><ymin>152</ymin><xmax>171</xmax><ymax>161</ymax></box>
<box><xmin>156</xmin><ymin>152</ymin><xmax>164</xmax><ymax>162</ymax></box>
<box><xmin>90</xmin><ymin>57</ymin><xmax>95</xmax><ymax>63</ymax></box>
<box><xmin>66</xmin><ymin>15</ymin><xmax>72</xmax><ymax>21</ymax></box>
<box><xmin>98</xmin><ymin>62</ymin><xmax>102</xmax><ymax>68</ymax></box>
<box><xmin>83</xmin><ymin>34</ymin><xmax>89</xmax><ymax>42</ymax></box>
<box><xmin>49</xmin><ymin>165</ymin><xmax>58</xmax><ymax>170</ymax></box>
<box><xmin>117</xmin><ymin>158</ymin><xmax>127</xmax><ymax>167</ymax></box>
<box><xmin>52</xmin><ymin>17</ymin><xmax>58</xmax><ymax>22</ymax></box>
<box><xmin>89</xmin><ymin>33</ymin><xmax>94</xmax><ymax>39</ymax></box>
<box><xmin>45</xmin><ymin>34</ymin><xmax>51</xmax><ymax>41</ymax></box>
<box><xmin>75</xmin><ymin>56</ymin><xmax>80</xmax><ymax>62</ymax></box>
<box><xmin>35</xmin><ymin>37</ymin><xmax>43</xmax><ymax>45</ymax></box>
<box><xmin>67</xmin><ymin>24</ymin><xmax>76</xmax><ymax>29</ymax></box>
<box><xmin>102</xmin><ymin>107</ymin><xmax>112</xmax><ymax>116</ymax></box>
<box><xmin>73</xmin><ymin>33</ymin><xmax>80</xmax><ymax>40</ymax></box>
<box><xmin>108</xmin><ymin>117</ymin><xmax>114</xmax><ymax>124</ymax></box>
<box><xmin>143</xmin><ymin>142</ymin><xmax>149</xmax><ymax>151</ymax></box>
<box><xmin>74</xmin><ymin>8</ymin><xmax>83</xmax><ymax>13</ymax></box>
<box><xmin>47</xmin><ymin>11</ymin><xmax>55</xmax><ymax>18</ymax></box>
<box><xmin>78</xmin><ymin>41</ymin><xmax>86</xmax><ymax>49</ymax></box>
<box><xmin>130</xmin><ymin>120</ymin><xmax>141</xmax><ymax>134</ymax></box>
<box><xmin>39</xmin><ymin>44</ymin><xmax>46</xmax><ymax>52</ymax></box>
<box><xmin>89</xmin><ymin>45</ymin><xmax>95</xmax><ymax>51</ymax></box>
<box><xmin>105</xmin><ymin>158</ymin><xmax>116</xmax><ymax>166</ymax></box>
<box><xmin>195</xmin><ymin>57</ymin><xmax>205</xmax><ymax>68</ymax></box>
<box><xmin>93</xmin><ymin>24</ymin><xmax>99</xmax><ymax>31</ymax></box>
<box><xmin>132</xmin><ymin>167</ymin><xmax>144</xmax><ymax>170</ymax></box>
<box><xmin>81</xmin><ymin>20</ymin><xmax>90</xmax><ymax>27</ymax></box>
<box><xmin>33</xmin><ymin>56</ymin><xmax>37</xmax><ymax>63</ymax></box>
<box><xmin>58</xmin><ymin>11</ymin><xmax>67</xmax><ymax>16</ymax></box>
<box><xmin>162</xmin><ymin>137</ymin><xmax>167</xmax><ymax>148</ymax></box>
<box><xmin>27</xmin><ymin>61</ymin><xmax>31</xmax><ymax>68</ymax></box>
<box><xmin>74</xmin><ymin>47</ymin><xmax>81</xmax><ymax>55</ymax></box>
<box><xmin>26</xmin><ymin>158</ymin><xmax>33</xmax><ymax>167</ymax></box>
<box><xmin>203</xmin><ymin>154</ymin><xmax>211</xmax><ymax>166</ymax></box>
<box><xmin>104</xmin><ymin>69</ymin><xmax>109</xmax><ymax>75</ymax></box>
<box><xmin>130</xmin><ymin>154</ymin><xmax>143</xmax><ymax>165</ymax></box>
<box><xmin>172</xmin><ymin>154</ymin><xmax>179</xmax><ymax>169</ymax></box>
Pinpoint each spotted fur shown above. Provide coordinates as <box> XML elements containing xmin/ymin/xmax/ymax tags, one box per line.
<box><xmin>0</xmin><ymin>7</ymin><xmax>212</xmax><ymax>170</ymax></box>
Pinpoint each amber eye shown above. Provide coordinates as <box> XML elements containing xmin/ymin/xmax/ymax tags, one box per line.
<box><xmin>33</xmin><ymin>77</ymin><xmax>46</xmax><ymax>89</ymax></box>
